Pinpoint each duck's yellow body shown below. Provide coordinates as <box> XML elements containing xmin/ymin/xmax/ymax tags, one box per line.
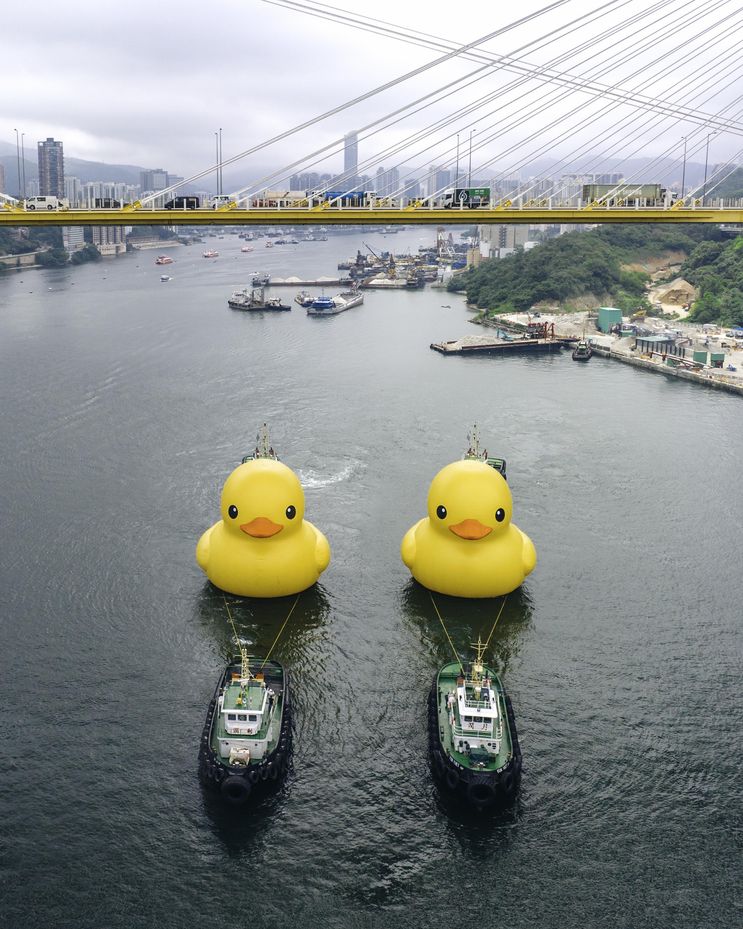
<box><xmin>196</xmin><ymin>458</ymin><xmax>331</xmax><ymax>598</ymax></box>
<box><xmin>401</xmin><ymin>460</ymin><xmax>536</xmax><ymax>598</ymax></box>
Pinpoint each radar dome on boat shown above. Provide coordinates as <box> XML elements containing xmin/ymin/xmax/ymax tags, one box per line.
<box><xmin>196</xmin><ymin>457</ymin><xmax>331</xmax><ymax>598</ymax></box>
<box><xmin>400</xmin><ymin>460</ymin><xmax>536</xmax><ymax>598</ymax></box>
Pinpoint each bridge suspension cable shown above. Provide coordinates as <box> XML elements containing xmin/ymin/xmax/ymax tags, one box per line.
<box><xmin>250</xmin><ymin>0</ymin><xmax>688</xmax><ymax>202</ymax></box>
<box><xmin>423</xmin><ymin>0</ymin><xmax>742</xmax><ymax>205</ymax></box>
<box><xmin>483</xmin><ymin>0</ymin><xmax>743</xmax><ymax>202</ymax></box>
<box><xmin>272</xmin><ymin>0</ymin><xmax>743</xmax><ymax>137</ymax></box>
<box><xmin>138</xmin><ymin>0</ymin><xmax>573</xmax><ymax>205</ymax></box>
<box><xmin>400</xmin><ymin>0</ymin><xmax>739</xmax><ymax>203</ymax></box>
<box><xmin>262</xmin><ymin>0</ymin><xmax>743</xmax><ymax>212</ymax></box>
<box><xmin>336</xmin><ymin>0</ymin><xmax>740</xmax><ymax>207</ymax></box>
<box><xmin>235</xmin><ymin>0</ymin><xmax>630</xmax><ymax>204</ymax></box>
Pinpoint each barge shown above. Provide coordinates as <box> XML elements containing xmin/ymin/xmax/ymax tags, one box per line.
<box><xmin>431</xmin><ymin>334</ymin><xmax>562</xmax><ymax>355</ymax></box>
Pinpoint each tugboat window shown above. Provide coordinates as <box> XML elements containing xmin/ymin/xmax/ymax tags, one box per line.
<box><xmin>227</xmin><ymin>713</ymin><xmax>236</xmax><ymax>721</ymax></box>
<box><xmin>238</xmin><ymin>714</ymin><xmax>247</xmax><ymax>721</ymax></box>
<box><xmin>248</xmin><ymin>714</ymin><xmax>257</xmax><ymax>722</ymax></box>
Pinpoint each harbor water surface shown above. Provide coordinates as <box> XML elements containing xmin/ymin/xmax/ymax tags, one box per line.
<box><xmin>0</xmin><ymin>231</ymin><xmax>740</xmax><ymax>928</ymax></box>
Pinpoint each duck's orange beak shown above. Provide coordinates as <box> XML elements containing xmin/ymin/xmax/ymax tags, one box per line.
<box><xmin>449</xmin><ymin>519</ymin><xmax>492</xmax><ymax>540</ymax></box>
<box><xmin>240</xmin><ymin>517</ymin><xmax>283</xmax><ymax>538</ymax></box>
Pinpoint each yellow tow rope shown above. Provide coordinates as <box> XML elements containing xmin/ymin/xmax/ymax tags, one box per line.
<box><xmin>429</xmin><ymin>591</ymin><xmax>509</xmax><ymax>670</ymax></box>
<box><xmin>429</xmin><ymin>592</ymin><xmax>465</xmax><ymax>673</ymax></box>
<box><xmin>261</xmin><ymin>594</ymin><xmax>301</xmax><ymax>669</ymax></box>
<box><xmin>483</xmin><ymin>594</ymin><xmax>509</xmax><ymax>650</ymax></box>
<box><xmin>221</xmin><ymin>593</ymin><xmax>301</xmax><ymax>670</ymax></box>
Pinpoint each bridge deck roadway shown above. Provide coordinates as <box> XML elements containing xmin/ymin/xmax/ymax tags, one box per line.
<box><xmin>2</xmin><ymin>207</ymin><xmax>742</xmax><ymax>226</ymax></box>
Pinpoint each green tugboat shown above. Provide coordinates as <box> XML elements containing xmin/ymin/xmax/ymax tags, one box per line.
<box><xmin>199</xmin><ymin>649</ymin><xmax>291</xmax><ymax>805</ymax></box>
<box><xmin>429</xmin><ymin>639</ymin><xmax>521</xmax><ymax>810</ymax></box>
<box><xmin>463</xmin><ymin>424</ymin><xmax>507</xmax><ymax>481</ymax></box>
<box><xmin>241</xmin><ymin>422</ymin><xmax>279</xmax><ymax>464</ymax></box>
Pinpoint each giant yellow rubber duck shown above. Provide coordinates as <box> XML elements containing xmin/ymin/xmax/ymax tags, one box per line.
<box><xmin>401</xmin><ymin>460</ymin><xmax>536</xmax><ymax>598</ymax></box>
<box><xmin>196</xmin><ymin>458</ymin><xmax>331</xmax><ymax>598</ymax></box>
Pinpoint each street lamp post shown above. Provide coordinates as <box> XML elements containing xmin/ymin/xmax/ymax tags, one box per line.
<box><xmin>468</xmin><ymin>129</ymin><xmax>475</xmax><ymax>187</ymax></box>
<box><xmin>455</xmin><ymin>134</ymin><xmax>460</xmax><ymax>189</ymax></box>
<box><xmin>219</xmin><ymin>128</ymin><xmax>223</xmax><ymax>196</ymax></box>
<box><xmin>702</xmin><ymin>132</ymin><xmax>716</xmax><ymax>202</ymax></box>
<box><xmin>14</xmin><ymin>129</ymin><xmax>20</xmax><ymax>197</ymax></box>
<box><xmin>680</xmin><ymin>136</ymin><xmax>687</xmax><ymax>199</ymax></box>
<box><xmin>21</xmin><ymin>133</ymin><xmax>26</xmax><ymax>197</ymax></box>
<box><xmin>214</xmin><ymin>131</ymin><xmax>219</xmax><ymax>196</ymax></box>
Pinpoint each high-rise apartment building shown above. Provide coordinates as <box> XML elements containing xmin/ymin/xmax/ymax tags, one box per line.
<box><xmin>375</xmin><ymin>166</ymin><xmax>400</xmax><ymax>197</ymax></box>
<box><xmin>343</xmin><ymin>131</ymin><xmax>359</xmax><ymax>186</ymax></box>
<box><xmin>139</xmin><ymin>168</ymin><xmax>169</xmax><ymax>192</ymax></box>
<box><xmin>65</xmin><ymin>176</ymin><xmax>82</xmax><ymax>206</ymax></box>
<box><xmin>38</xmin><ymin>137</ymin><xmax>65</xmax><ymax>197</ymax></box>
<box><xmin>427</xmin><ymin>166</ymin><xmax>451</xmax><ymax>198</ymax></box>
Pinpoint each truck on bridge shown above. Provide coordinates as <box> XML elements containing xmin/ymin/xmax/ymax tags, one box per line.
<box><xmin>582</xmin><ymin>183</ymin><xmax>677</xmax><ymax>207</ymax></box>
<box><xmin>441</xmin><ymin>187</ymin><xmax>491</xmax><ymax>208</ymax></box>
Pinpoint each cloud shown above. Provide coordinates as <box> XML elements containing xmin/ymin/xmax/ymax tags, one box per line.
<box><xmin>2</xmin><ymin>0</ymin><xmax>741</xmax><ymax>189</ymax></box>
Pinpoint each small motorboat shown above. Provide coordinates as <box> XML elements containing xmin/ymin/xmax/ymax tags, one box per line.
<box><xmin>160</xmin><ymin>274</ymin><xmax>171</xmax><ymax>282</ymax></box>
<box><xmin>572</xmin><ymin>338</ymin><xmax>593</xmax><ymax>361</ymax></box>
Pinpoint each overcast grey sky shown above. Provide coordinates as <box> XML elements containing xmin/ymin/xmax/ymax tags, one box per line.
<box><xmin>3</xmin><ymin>0</ymin><xmax>741</xmax><ymax>187</ymax></box>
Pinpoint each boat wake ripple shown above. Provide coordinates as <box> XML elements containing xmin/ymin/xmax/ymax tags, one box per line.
<box><xmin>298</xmin><ymin>460</ymin><xmax>360</xmax><ymax>488</ymax></box>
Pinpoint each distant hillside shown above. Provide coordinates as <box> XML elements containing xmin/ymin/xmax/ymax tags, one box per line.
<box><xmin>449</xmin><ymin>225</ymin><xmax>723</xmax><ymax>314</ymax></box>
<box><xmin>682</xmin><ymin>236</ymin><xmax>743</xmax><ymax>326</ymax></box>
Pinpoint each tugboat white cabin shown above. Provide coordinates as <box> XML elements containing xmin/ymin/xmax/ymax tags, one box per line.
<box><xmin>448</xmin><ymin>657</ymin><xmax>503</xmax><ymax>758</ymax></box>
<box><xmin>216</xmin><ymin>668</ymin><xmax>277</xmax><ymax>763</ymax></box>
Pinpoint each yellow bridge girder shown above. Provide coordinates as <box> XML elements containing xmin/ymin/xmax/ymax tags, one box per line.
<box><xmin>1</xmin><ymin>206</ymin><xmax>742</xmax><ymax>226</ymax></box>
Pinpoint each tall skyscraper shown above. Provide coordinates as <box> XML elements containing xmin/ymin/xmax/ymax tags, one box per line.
<box><xmin>38</xmin><ymin>137</ymin><xmax>65</xmax><ymax>197</ymax></box>
<box><xmin>344</xmin><ymin>131</ymin><xmax>358</xmax><ymax>187</ymax></box>
<box><xmin>139</xmin><ymin>168</ymin><xmax>169</xmax><ymax>192</ymax></box>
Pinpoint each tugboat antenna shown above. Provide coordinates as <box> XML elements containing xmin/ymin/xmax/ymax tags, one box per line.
<box><xmin>222</xmin><ymin>596</ymin><xmax>251</xmax><ymax>686</ymax></box>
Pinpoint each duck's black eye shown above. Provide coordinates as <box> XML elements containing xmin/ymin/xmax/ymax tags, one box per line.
<box><xmin>285</xmin><ymin>505</ymin><xmax>296</xmax><ymax>519</ymax></box>
<box><xmin>495</xmin><ymin>508</ymin><xmax>505</xmax><ymax>522</ymax></box>
<box><xmin>436</xmin><ymin>505</ymin><xmax>447</xmax><ymax>520</ymax></box>
<box><xmin>228</xmin><ymin>505</ymin><xmax>238</xmax><ymax>519</ymax></box>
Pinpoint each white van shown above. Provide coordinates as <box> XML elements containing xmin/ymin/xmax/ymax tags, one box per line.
<box><xmin>24</xmin><ymin>196</ymin><xmax>69</xmax><ymax>211</ymax></box>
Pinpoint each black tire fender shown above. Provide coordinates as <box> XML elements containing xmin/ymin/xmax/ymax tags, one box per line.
<box><xmin>445</xmin><ymin>768</ymin><xmax>459</xmax><ymax>791</ymax></box>
<box><xmin>220</xmin><ymin>775</ymin><xmax>251</xmax><ymax>805</ymax></box>
<box><xmin>467</xmin><ymin>774</ymin><xmax>496</xmax><ymax>808</ymax></box>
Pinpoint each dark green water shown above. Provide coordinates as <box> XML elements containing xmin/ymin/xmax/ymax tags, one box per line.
<box><xmin>1</xmin><ymin>231</ymin><xmax>740</xmax><ymax>928</ymax></box>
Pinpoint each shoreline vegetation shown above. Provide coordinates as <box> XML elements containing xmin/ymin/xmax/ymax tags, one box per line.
<box><xmin>449</xmin><ymin>223</ymin><xmax>743</xmax><ymax>329</ymax></box>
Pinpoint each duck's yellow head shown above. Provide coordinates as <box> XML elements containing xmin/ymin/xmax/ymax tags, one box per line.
<box><xmin>427</xmin><ymin>460</ymin><xmax>512</xmax><ymax>541</ymax></box>
<box><xmin>220</xmin><ymin>459</ymin><xmax>305</xmax><ymax>539</ymax></box>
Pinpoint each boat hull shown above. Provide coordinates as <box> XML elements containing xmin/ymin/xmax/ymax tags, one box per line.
<box><xmin>228</xmin><ymin>301</ymin><xmax>291</xmax><ymax>311</ymax></box>
<box><xmin>306</xmin><ymin>292</ymin><xmax>363</xmax><ymax>316</ymax></box>
<box><xmin>428</xmin><ymin>674</ymin><xmax>521</xmax><ymax>810</ymax></box>
<box><xmin>199</xmin><ymin>661</ymin><xmax>292</xmax><ymax>805</ymax></box>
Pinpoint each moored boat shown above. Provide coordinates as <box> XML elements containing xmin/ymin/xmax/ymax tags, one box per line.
<box><xmin>252</xmin><ymin>272</ymin><xmax>270</xmax><ymax>286</ymax></box>
<box><xmin>428</xmin><ymin>642</ymin><xmax>521</xmax><ymax>810</ymax></box>
<box><xmin>572</xmin><ymin>338</ymin><xmax>593</xmax><ymax>361</ymax></box>
<box><xmin>306</xmin><ymin>290</ymin><xmax>364</xmax><ymax>316</ymax></box>
<box><xmin>295</xmin><ymin>290</ymin><xmax>314</xmax><ymax>307</ymax></box>
<box><xmin>199</xmin><ymin>653</ymin><xmax>291</xmax><ymax>805</ymax></box>
<box><xmin>228</xmin><ymin>287</ymin><xmax>290</xmax><ymax>311</ymax></box>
